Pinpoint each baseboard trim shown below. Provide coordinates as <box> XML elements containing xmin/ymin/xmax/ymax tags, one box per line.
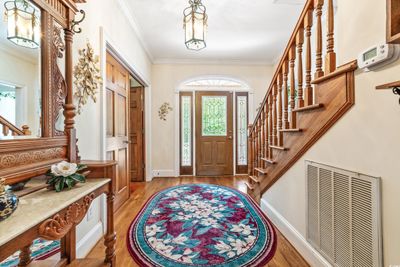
<box><xmin>76</xmin><ymin>222</ymin><xmax>103</xmax><ymax>258</ymax></box>
<box><xmin>261</xmin><ymin>199</ymin><xmax>332</xmax><ymax>267</ymax></box>
<box><xmin>152</xmin><ymin>170</ymin><xmax>176</xmax><ymax>178</ymax></box>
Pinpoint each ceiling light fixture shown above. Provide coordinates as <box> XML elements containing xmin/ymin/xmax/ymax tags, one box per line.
<box><xmin>183</xmin><ymin>0</ymin><xmax>207</xmax><ymax>51</ymax></box>
<box><xmin>4</xmin><ymin>0</ymin><xmax>40</xmax><ymax>49</ymax></box>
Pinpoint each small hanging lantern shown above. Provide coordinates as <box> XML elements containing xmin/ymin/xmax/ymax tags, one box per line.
<box><xmin>183</xmin><ymin>0</ymin><xmax>208</xmax><ymax>51</ymax></box>
<box><xmin>4</xmin><ymin>0</ymin><xmax>40</xmax><ymax>49</ymax></box>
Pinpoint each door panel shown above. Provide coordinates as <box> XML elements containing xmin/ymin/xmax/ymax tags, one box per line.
<box><xmin>196</xmin><ymin>91</ymin><xmax>233</xmax><ymax>176</ymax></box>
<box><xmin>129</xmin><ymin>86</ymin><xmax>145</xmax><ymax>182</ymax></box>
<box><xmin>106</xmin><ymin>52</ymin><xmax>130</xmax><ymax>211</ymax></box>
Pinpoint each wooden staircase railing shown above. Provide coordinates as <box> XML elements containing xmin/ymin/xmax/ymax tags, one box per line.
<box><xmin>246</xmin><ymin>0</ymin><xmax>358</xmax><ymax>201</ymax></box>
<box><xmin>0</xmin><ymin>115</ymin><xmax>31</xmax><ymax>137</ymax></box>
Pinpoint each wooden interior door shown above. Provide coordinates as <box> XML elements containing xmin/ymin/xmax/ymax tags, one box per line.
<box><xmin>129</xmin><ymin>86</ymin><xmax>145</xmax><ymax>182</ymax></box>
<box><xmin>195</xmin><ymin>91</ymin><xmax>233</xmax><ymax>176</ymax></box>
<box><xmin>106</xmin><ymin>52</ymin><xmax>130</xmax><ymax>211</ymax></box>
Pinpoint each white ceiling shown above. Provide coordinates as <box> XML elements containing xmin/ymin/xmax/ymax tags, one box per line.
<box><xmin>123</xmin><ymin>0</ymin><xmax>305</xmax><ymax>65</ymax></box>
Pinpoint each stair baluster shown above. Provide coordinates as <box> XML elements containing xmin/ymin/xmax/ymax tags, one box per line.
<box><xmin>296</xmin><ymin>28</ymin><xmax>305</xmax><ymax>108</ymax></box>
<box><xmin>272</xmin><ymin>83</ymin><xmax>278</xmax><ymax>146</ymax></box>
<box><xmin>268</xmin><ymin>96</ymin><xmax>273</xmax><ymax>159</ymax></box>
<box><xmin>289</xmin><ymin>45</ymin><xmax>297</xmax><ymax>129</ymax></box>
<box><xmin>283</xmin><ymin>60</ymin><xmax>290</xmax><ymax>129</ymax></box>
<box><xmin>304</xmin><ymin>9</ymin><xmax>314</xmax><ymax>106</ymax></box>
<box><xmin>314</xmin><ymin>0</ymin><xmax>324</xmax><ymax>78</ymax></box>
<box><xmin>277</xmin><ymin>72</ymin><xmax>284</xmax><ymax>147</ymax></box>
<box><xmin>325</xmin><ymin>0</ymin><xmax>336</xmax><ymax>74</ymax></box>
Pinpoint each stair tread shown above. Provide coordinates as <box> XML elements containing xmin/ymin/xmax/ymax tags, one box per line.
<box><xmin>249</xmin><ymin>176</ymin><xmax>261</xmax><ymax>183</ymax></box>
<box><xmin>270</xmin><ymin>145</ymin><xmax>289</xmax><ymax>151</ymax></box>
<box><xmin>261</xmin><ymin>158</ymin><xmax>276</xmax><ymax>164</ymax></box>
<box><xmin>254</xmin><ymin>167</ymin><xmax>268</xmax><ymax>174</ymax></box>
<box><xmin>293</xmin><ymin>103</ymin><xmax>324</xmax><ymax>112</ymax></box>
<box><xmin>245</xmin><ymin>182</ymin><xmax>255</xmax><ymax>191</ymax></box>
<box><xmin>280</xmin><ymin>128</ymin><xmax>303</xmax><ymax>133</ymax></box>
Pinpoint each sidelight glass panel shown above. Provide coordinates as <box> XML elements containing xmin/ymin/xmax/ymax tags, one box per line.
<box><xmin>181</xmin><ymin>96</ymin><xmax>192</xmax><ymax>166</ymax></box>
<box><xmin>202</xmin><ymin>96</ymin><xmax>227</xmax><ymax>136</ymax></box>
<box><xmin>237</xmin><ymin>96</ymin><xmax>248</xmax><ymax>165</ymax></box>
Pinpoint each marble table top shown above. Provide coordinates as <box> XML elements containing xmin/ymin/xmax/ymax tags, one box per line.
<box><xmin>0</xmin><ymin>178</ymin><xmax>110</xmax><ymax>246</ymax></box>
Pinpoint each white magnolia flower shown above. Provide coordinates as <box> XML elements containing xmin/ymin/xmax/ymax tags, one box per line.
<box><xmin>145</xmin><ymin>224</ymin><xmax>164</xmax><ymax>237</ymax></box>
<box><xmin>200</xmin><ymin>217</ymin><xmax>218</xmax><ymax>227</ymax></box>
<box><xmin>169</xmin><ymin>202</ymin><xmax>180</xmax><ymax>209</ymax></box>
<box><xmin>215</xmin><ymin>241</ymin><xmax>232</xmax><ymax>254</ymax></box>
<box><xmin>231</xmin><ymin>224</ymin><xmax>255</xmax><ymax>236</ymax></box>
<box><xmin>245</xmin><ymin>235</ymin><xmax>256</xmax><ymax>246</ymax></box>
<box><xmin>212</xmin><ymin>212</ymin><xmax>224</xmax><ymax>219</ymax></box>
<box><xmin>230</xmin><ymin>239</ymin><xmax>248</xmax><ymax>255</ymax></box>
<box><xmin>166</xmin><ymin>191</ymin><xmax>179</xmax><ymax>198</ymax></box>
<box><xmin>172</xmin><ymin>233</ymin><xmax>188</xmax><ymax>245</ymax></box>
<box><xmin>152</xmin><ymin>209</ymin><xmax>161</xmax><ymax>215</ymax></box>
<box><xmin>51</xmin><ymin>161</ymin><xmax>78</xmax><ymax>177</ymax></box>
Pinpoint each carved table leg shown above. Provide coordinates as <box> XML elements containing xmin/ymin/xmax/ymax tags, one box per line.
<box><xmin>104</xmin><ymin>190</ymin><xmax>116</xmax><ymax>266</ymax></box>
<box><xmin>18</xmin><ymin>244</ymin><xmax>32</xmax><ymax>266</ymax></box>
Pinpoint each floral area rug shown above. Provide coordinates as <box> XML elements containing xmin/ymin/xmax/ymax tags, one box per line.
<box><xmin>127</xmin><ymin>184</ymin><xmax>276</xmax><ymax>267</ymax></box>
<box><xmin>0</xmin><ymin>239</ymin><xmax>60</xmax><ymax>267</ymax></box>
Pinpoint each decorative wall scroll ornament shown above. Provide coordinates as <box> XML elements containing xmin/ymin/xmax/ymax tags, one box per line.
<box><xmin>158</xmin><ymin>102</ymin><xmax>173</xmax><ymax>121</ymax></box>
<box><xmin>71</xmin><ymin>9</ymin><xmax>86</xmax><ymax>34</ymax></box>
<box><xmin>45</xmin><ymin>161</ymin><xmax>88</xmax><ymax>192</ymax></box>
<box><xmin>38</xmin><ymin>194</ymin><xmax>94</xmax><ymax>240</ymax></box>
<box><xmin>73</xmin><ymin>42</ymin><xmax>102</xmax><ymax>114</ymax></box>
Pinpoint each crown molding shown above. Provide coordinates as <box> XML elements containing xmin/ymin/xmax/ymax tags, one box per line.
<box><xmin>153</xmin><ymin>57</ymin><xmax>274</xmax><ymax>66</ymax></box>
<box><xmin>116</xmin><ymin>0</ymin><xmax>155</xmax><ymax>63</ymax></box>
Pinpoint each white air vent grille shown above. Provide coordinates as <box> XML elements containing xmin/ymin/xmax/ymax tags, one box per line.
<box><xmin>306</xmin><ymin>161</ymin><xmax>382</xmax><ymax>267</ymax></box>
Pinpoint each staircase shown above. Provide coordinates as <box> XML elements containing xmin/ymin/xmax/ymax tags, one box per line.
<box><xmin>246</xmin><ymin>0</ymin><xmax>357</xmax><ymax>201</ymax></box>
<box><xmin>0</xmin><ymin>115</ymin><xmax>31</xmax><ymax>137</ymax></box>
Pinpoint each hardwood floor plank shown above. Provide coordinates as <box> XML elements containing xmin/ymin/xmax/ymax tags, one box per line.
<box><xmin>87</xmin><ymin>177</ymin><xmax>309</xmax><ymax>267</ymax></box>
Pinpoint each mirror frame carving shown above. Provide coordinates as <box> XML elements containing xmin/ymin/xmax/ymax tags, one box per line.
<box><xmin>0</xmin><ymin>0</ymin><xmax>85</xmax><ymax>185</ymax></box>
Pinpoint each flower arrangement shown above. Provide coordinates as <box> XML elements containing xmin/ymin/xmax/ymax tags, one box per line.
<box><xmin>46</xmin><ymin>161</ymin><xmax>88</xmax><ymax>192</ymax></box>
<box><xmin>73</xmin><ymin>41</ymin><xmax>103</xmax><ymax>114</ymax></box>
<box><xmin>158</xmin><ymin>102</ymin><xmax>173</xmax><ymax>121</ymax></box>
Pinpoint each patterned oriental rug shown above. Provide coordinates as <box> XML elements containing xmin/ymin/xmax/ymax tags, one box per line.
<box><xmin>127</xmin><ymin>184</ymin><xmax>277</xmax><ymax>267</ymax></box>
<box><xmin>0</xmin><ymin>239</ymin><xmax>60</xmax><ymax>267</ymax></box>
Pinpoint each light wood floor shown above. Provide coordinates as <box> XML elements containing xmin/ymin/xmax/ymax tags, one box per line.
<box><xmin>87</xmin><ymin>177</ymin><xmax>309</xmax><ymax>267</ymax></box>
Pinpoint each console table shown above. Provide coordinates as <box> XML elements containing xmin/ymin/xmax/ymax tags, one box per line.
<box><xmin>0</xmin><ymin>176</ymin><xmax>116</xmax><ymax>266</ymax></box>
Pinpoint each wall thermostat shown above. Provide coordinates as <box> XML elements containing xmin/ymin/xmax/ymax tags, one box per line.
<box><xmin>358</xmin><ymin>43</ymin><xmax>400</xmax><ymax>72</ymax></box>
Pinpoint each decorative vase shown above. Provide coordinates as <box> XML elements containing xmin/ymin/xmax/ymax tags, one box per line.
<box><xmin>0</xmin><ymin>178</ymin><xmax>19</xmax><ymax>221</ymax></box>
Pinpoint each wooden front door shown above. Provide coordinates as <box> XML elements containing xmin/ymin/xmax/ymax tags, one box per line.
<box><xmin>129</xmin><ymin>86</ymin><xmax>145</xmax><ymax>182</ymax></box>
<box><xmin>195</xmin><ymin>91</ymin><xmax>233</xmax><ymax>176</ymax></box>
<box><xmin>106</xmin><ymin>52</ymin><xmax>130</xmax><ymax>211</ymax></box>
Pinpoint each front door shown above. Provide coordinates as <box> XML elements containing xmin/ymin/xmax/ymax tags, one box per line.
<box><xmin>105</xmin><ymin>52</ymin><xmax>130</xmax><ymax>211</ymax></box>
<box><xmin>195</xmin><ymin>91</ymin><xmax>233</xmax><ymax>176</ymax></box>
<box><xmin>129</xmin><ymin>86</ymin><xmax>145</xmax><ymax>182</ymax></box>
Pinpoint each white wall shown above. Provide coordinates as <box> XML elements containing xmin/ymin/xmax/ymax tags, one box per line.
<box><xmin>72</xmin><ymin>0</ymin><xmax>152</xmax><ymax>257</ymax></box>
<box><xmin>151</xmin><ymin>64</ymin><xmax>274</xmax><ymax>175</ymax></box>
<box><xmin>262</xmin><ymin>0</ymin><xmax>400</xmax><ymax>266</ymax></box>
<box><xmin>0</xmin><ymin>49</ymin><xmax>41</xmax><ymax>136</ymax></box>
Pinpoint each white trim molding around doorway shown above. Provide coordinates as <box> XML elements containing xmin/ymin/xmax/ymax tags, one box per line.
<box><xmin>172</xmin><ymin>76</ymin><xmax>255</xmax><ymax>177</ymax></box>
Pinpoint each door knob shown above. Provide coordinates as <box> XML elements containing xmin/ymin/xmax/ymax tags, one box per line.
<box><xmin>228</xmin><ymin>136</ymin><xmax>233</xmax><ymax>140</ymax></box>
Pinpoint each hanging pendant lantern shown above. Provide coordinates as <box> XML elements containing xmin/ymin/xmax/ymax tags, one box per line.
<box><xmin>4</xmin><ymin>0</ymin><xmax>40</xmax><ymax>49</ymax></box>
<box><xmin>183</xmin><ymin>0</ymin><xmax>207</xmax><ymax>51</ymax></box>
